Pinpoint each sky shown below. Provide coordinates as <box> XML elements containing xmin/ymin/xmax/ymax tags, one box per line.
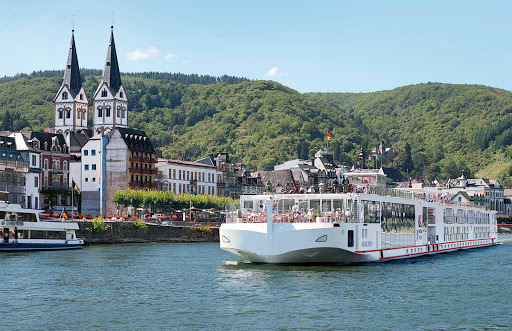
<box><xmin>1</xmin><ymin>0</ymin><xmax>512</xmax><ymax>93</ymax></box>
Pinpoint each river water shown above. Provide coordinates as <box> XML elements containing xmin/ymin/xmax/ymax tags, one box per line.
<box><xmin>2</xmin><ymin>236</ymin><xmax>512</xmax><ymax>330</ymax></box>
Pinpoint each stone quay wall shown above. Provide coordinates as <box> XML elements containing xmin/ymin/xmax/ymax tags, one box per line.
<box><xmin>76</xmin><ymin>221</ymin><xmax>219</xmax><ymax>244</ymax></box>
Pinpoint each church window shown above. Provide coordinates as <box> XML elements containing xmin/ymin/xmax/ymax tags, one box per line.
<box><xmin>122</xmin><ymin>108</ymin><xmax>126</xmax><ymax>118</ymax></box>
<box><xmin>66</xmin><ymin>109</ymin><xmax>71</xmax><ymax>118</ymax></box>
<box><xmin>120</xmin><ymin>92</ymin><xmax>124</xmax><ymax>98</ymax></box>
<box><xmin>102</xmin><ymin>89</ymin><xmax>107</xmax><ymax>97</ymax></box>
<box><xmin>63</xmin><ymin>92</ymin><xmax>68</xmax><ymax>100</ymax></box>
<box><xmin>58</xmin><ymin>109</ymin><xmax>63</xmax><ymax>119</ymax></box>
<box><xmin>80</xmin><ymin>94</ymin><xmax>84</xmax><ymax>100</ymax></box>
<box><xmin>106</xmin><ymin>107</ymin><xmax>111</xmax><ymax>117</ymax></box>
<box><xmin>117</xmin><ymin>107</ymin><xmax>120</xmax><ymax>117</ymax></box>
<box><xmin>98</xmin><ymin>107</ymin><xmax>103</xmax><ymax>117</ymax></box>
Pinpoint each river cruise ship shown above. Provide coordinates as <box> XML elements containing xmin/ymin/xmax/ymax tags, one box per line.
<box><xmin>220</xmin><ymin>186</ymin><xmax>498</xmax><ymax>263</ymax></box>
<box><xmin>0</xmin><ymin>202</ymin><xmax>84</xmax><ymax>251</ymax></box>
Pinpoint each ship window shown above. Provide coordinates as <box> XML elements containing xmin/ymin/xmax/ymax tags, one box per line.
<box><xmin>316</xmin><ymin>235</ymin><xmax>328</xmax><ymax>242</ymax></box>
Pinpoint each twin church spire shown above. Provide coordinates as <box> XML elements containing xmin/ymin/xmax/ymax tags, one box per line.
<box><xmin>54</xmin><ymin>27</ymin><xmax>127</xmax><ymax>134</ymax></box>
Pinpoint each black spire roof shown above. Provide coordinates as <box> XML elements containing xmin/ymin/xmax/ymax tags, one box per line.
<box><xmin>101</xmin><ymin>26</ymin><xmax>123</xmax><ymax>94</ymax></box>
<box><xmin>62</xmin><ymin>30</ymin><xmax>82</xmax><ymax>96</ymax></box>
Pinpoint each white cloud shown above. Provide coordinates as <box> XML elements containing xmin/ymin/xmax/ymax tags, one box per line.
<box><xmin>265</xmin><ymin>66</ymin><xmax>288</xmax><ymax>78</ymax></box>
<box><xmin>126</xmin><ymin>47</ymin><xmax>162</xmax><ymax>61</ymax></box>
<box><xmin>163</xmin><ymin>53</ymin><xmax>177</xmax><ymax>62</ymax></box>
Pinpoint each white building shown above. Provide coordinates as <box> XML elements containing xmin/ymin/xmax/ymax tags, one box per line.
<box><xmin>156</xmin><ymin>159</ymin><xmax>220</xmax><ymax>195</ymax></box>
<box><xmin>80</xmin><ymin>135</ymin><xmax>104</xmax><ymax>216</ymax></box>
<box><xmin>92</xmin><ymin>27</ymin><xmax>128</xmax><ymax>133</ymax></box>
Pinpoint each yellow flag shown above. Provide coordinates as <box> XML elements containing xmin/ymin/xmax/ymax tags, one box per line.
<box><xmin>74</xmin><ymin>183</ymin><xmax>79</xmax><ymax>191</ymax></box>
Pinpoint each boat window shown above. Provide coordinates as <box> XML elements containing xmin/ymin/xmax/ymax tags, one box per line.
<box><xmin>18</xmin><ymin>213</ymin><xmax>37</xmax><ymax>222</ymax></box>
<box><xmin>310</xmin><ymin>199</ymin><xmax>320</xmax><ymax>212</ymax></box>
<box><xmin>322</xmin><ymin>200</ymin><xmax>331</xmax><ymax>212</ymax></box>
<box><xmin>362</xmin><ymin>200</ymin><xmax>380</xmax><ymax>223</ymax></box>
<box><xmin>28</xmin><ymin>231</ymin><xmax>66</xmax><ymax>240</ymax></box>
<box><xmin>243</xmin><ymin>200</ymin><xmax>253</xmax><ymax>210</ymax></box>
<box><xmin>381</xmin><ymin>202</ymin><xmax>415</xmax><ymax>248</ymax></box>
<box><xmin>0</xmin><ymin>211</ymin><xmax>5</xmax><ymax>219</ymax></box>
<box><xmin>333</xmin><ymin>200</ymin><xmax>343</xmax><ymax>212</ymax></box>
<box><xmin>278</xmin><ymin>199</ymin><xmax>295</xmax><ymax>213</ymax></box>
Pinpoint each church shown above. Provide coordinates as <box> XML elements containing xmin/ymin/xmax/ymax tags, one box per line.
<box><xmin>53</xmin><ymin>27</ymin><xmax>156</xmax><ymax>216</ymax></box>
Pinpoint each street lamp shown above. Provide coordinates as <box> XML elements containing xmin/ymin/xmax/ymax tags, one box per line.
<box><xmin>189</xmin><ymin>179</ymin><xmax>197</xmax><ymax>222</ymax></box>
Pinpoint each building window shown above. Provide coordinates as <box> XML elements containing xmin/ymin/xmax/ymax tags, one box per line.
<box><xmin>63</xmin><ymin>161</ymin><xmax>68</xmax><ymax>171</ymax></box>
<box><xmin>117</xmin><ymin>107</ymin><xmax>120</xmax><ymax>117</ymax></box>
<box><xmin>97</xmin><ymin>107</ymin><xmax>103</xmax><ymax>117</ymax></box>
<box><xmin>58</xmin><ymin>109</ymin><xmax>63</xmax><ymax>119</ymax></box>
<box><xmin>84</xmin><ymin>150</ymin><xmax>88</xmax><ymax>156</ymax></box>
<box><xmin>120</xmin><ymin>92</ymin><xmax>123</xmax><ymax>98</ymax></box>
<box><xmin>66</xmin><ymin>109</ymin><xmax>71</xmax><ymax>118</ymax></box>
<box><xmin>106</xmin><ymin>107</ymin><xmax>111</xmax><ymax>117</ymax></box>
<box><xmin>92</xmin><ymin>178</ymin><xmax>96</xmax><ymax>182</ymax></box>
<box><xmin>92</xmin><ymin>164</ymin><xmax>96</xmax><ymax>170</ymax></box>
<box><xmin>77</xmin><ymin>111</ymin><xmax>81</xmax><ymax>119</ymax></box>
<box><xmin>102</xmin><ymin>89</ymin><xmax>107</xmax><ymax>97</ymax></box>
<box><xmin>80</xmin><ymin>93</ymin><xmax>84</xmax><ymax>100</ymax></box>
<box><xmin>84</xmin><ymin>164</ymin><xmax>89</xmax><ymax>171</ymax></box>
<box><xmin>62</xmin><ymin>92</ymin><xmax>68</xmax><ymax>99</ymax></box>
<box><xmin>122</xmin><ymin>108</ymin><xmax>126</xmax><ymax>118</ymax></box>
<box><xmin>43</xmin><ymin>159</ymin><xmax>48</xmax><ymax>169</ymax></box>
<box><xmin>85</xmin><ymin>178</ymin><xmax>88</xmax><ymax>182</ymax></box>
<box><xmin>31</xmin><ymin>155</ymin><xmax>36</xmax><ymax>166</ymax></box>
<box><xmin>34</xmin><ymin>176</ymin><xmax>39</xmax><ymax>188</ymax></box>
<box><xmin>91</xmin><ymin>150</ymin><xmax>96</xmax><ymax>156</ymax></box>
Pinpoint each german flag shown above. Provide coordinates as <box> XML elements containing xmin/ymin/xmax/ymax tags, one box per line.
<box><xmin>62</xmin><ymin>210</ymin><xmax>68</xmax><ymax>219</ymax></box>
<box><xmin>327</xmin><ymin>131</ymin><xmax>331</xmax><ymax>141</ymax></box>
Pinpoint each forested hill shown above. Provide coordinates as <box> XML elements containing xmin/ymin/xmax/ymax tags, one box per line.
<box><xmin>1</xmin><ymin>75</ymin><xmax>512</xmax><ymax>185</ymax></box>
<box><xmin>308</xmin><ymin>83</ymin><xmax>512</xmax><ymax>186</ymax></box>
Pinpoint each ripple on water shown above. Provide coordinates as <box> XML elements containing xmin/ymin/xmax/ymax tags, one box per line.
<box><xmin>1</xmin><ymin>240</ymin><xmax>511</xmax><ymax>329</ymax></box>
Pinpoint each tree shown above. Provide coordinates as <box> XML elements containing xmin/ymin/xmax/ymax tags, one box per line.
<box><xmin>3</xmin><ymin>110</ymin><xmax>13</xmax><ymax>131</ymax></box>
<box><xmin>394</xmin><ymin>142</ymin><xmax>414</xmax><ymax>175</ymax></box>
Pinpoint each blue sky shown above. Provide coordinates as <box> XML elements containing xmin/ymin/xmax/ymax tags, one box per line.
<box><xmin>1</xmin><ymin>0</ymin><xmax>512</xmax><ymax>93</ymax></box>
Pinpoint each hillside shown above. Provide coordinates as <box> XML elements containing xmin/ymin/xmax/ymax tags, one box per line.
<box><xmin>0</xmin><ymin>75</ymin><xmax>365</xmax><ymax>170</ymax></box>
<box><xmin>308</xmin><ymin>83</ymin><xmax>512</xmax><ymax>186</ymax></box>
<box><xmin>1</xmin><ymin>75</ymin><xmax>512</xmax><ymax>185</ymax></box>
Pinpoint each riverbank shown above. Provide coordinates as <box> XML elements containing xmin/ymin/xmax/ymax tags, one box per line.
<box><xmin>76</xmin><ymin>221</ymin><xmax>219</xmax><ymax>244</ymax></box>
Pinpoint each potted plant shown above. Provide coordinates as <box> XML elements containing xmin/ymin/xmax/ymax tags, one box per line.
<box><xmin>237</xmin><ymin>209</ymin><xmax>243</xmax><ymax>223</ymax></box>
<box><xmin>316</xmin><ymin>208</ymin><xmax>322</xmax><ymax>223</ymax></box>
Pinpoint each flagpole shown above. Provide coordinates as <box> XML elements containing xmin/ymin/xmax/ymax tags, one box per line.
<box><xmin>71</xmin><ymin>183</ymin><xmax>74</xmax><ymax>217</ymax></box>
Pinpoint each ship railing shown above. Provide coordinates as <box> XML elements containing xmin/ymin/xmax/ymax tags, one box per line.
<box><xmin>225</xmin><ymin>211</ymin><xmax>359</xmax><ymax>224</ymax></box>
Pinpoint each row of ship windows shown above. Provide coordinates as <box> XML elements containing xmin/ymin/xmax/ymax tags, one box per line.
<box><xmin>404</xmin><ymin>240</ymin><xmax>492</xmax><ymax>254</ymax></box>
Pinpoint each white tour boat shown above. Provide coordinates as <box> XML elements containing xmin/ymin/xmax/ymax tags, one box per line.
<box><xmin>220</xmin><ymin>186</ymin><xmax>498</xmax><ymax>264</ymax></box>
<box><xmin>0</xmin><ymin>202</ymin><xmax>84</xmax><ymax>251</ymax></box>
